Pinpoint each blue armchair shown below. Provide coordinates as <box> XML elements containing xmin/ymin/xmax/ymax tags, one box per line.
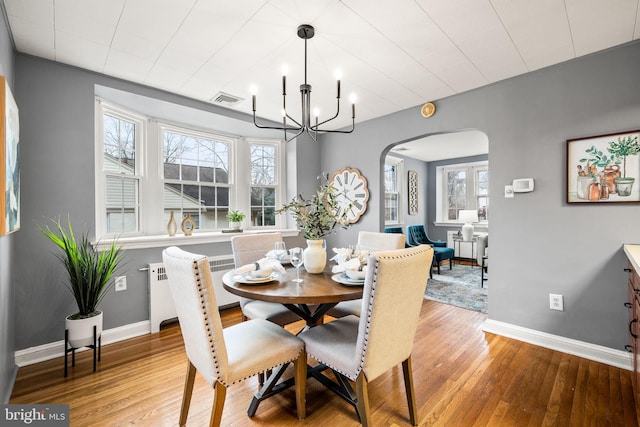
<box><xmin>406</xmin><ymin>225</ymin><xmax>454</xmax><ymax>274</ymax></box>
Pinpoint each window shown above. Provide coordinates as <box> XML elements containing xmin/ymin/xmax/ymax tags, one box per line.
<box><xmin>250</xmin><ymin>142</ymin><xmax>278</xmax><ymax>226</ymax></box>
<box><xmin>99</xmin><ymin>104</ymin><xmax>144</xmax><ymax>234</ymax></box>
<box><xmin>436</xmin><ymin>161</ymin><xmax>489</xmax><ymax>223</ymax></box>
<box><xmin>95</xmin><ymin>99</ymin><xmax>284</xmax><ymax>240</ymax></box>
<box><xmin>384</xmin><ymin>156</ymin><xmax>404</xmax><ymax>224</ymax></box>
<box><xmin>161</xmin><ymin>125</ymin><xmax>233</xmax><ymax>232</ymax></box>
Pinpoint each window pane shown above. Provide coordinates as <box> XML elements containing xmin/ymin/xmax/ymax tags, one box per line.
<box><xmin>251</xmin><ymin>145</ymin><xmax>276</xmax><ymax>185</ymax></box>
<box><xmin>251</xmin><ymin>187</ymin><xmax>276</xmax><ymax>226</ymax></box>
<box><xmin>477</xmin><ymin>170</ymin><xmax>489</xmax><ymax>196</ymax></box>
<box><xmin>162</xmin><ymin>129</ymin><xmax>231</xmax><ymax>231</ymax></box>
<box><xmin>104</xmin><ymin>114</ymin><xmax>135</xmax><ymax>174</ymax></box>
<box><xmin>384</xmin><ymin>164</ymin><xmax>397</xmax><ymax>192</ymax></box>
<box><xmin>384</xmin><ymin>193</ymin><xmax>398</xmax><ymax>222</ymax></box>
<box><xmin>105</xmin><ymin>176</ymin><xmax>138</xmax><ymax>233</ymax></box>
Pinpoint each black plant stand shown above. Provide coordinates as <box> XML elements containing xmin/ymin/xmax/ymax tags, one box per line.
<box><xmin>64</xmin><ymin>325</ymin><xmax>101</xmax><ymax>377</ymax></box>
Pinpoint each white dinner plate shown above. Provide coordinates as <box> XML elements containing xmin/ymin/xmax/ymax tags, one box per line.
<box><xmin>331</xmin><ymin>273</ymin><xmax>365</xmax><ymax>286</ymax></box>
<box><xmin>233</xmin><ymin>273</ymin><xmax>278</xmax><ymax>285</ymax></box>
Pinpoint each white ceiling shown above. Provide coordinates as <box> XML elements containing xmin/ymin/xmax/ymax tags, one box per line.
<box><xmin>4</xmin><ymin>0</ymin><xmax>640</xmax><ymax>160</ymax></box>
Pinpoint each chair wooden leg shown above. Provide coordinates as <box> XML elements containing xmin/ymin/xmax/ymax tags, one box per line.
<box><xmin>402</xmin><ymin>357</ymin><xmax>419</xmax><ymax>426</ymax></box>
<box><xmin>210</xmin><ymin>381</ymin><xmax>226</xmax><ymax>427</ymax></box>
<box><xmin>180</xmin><ymin>361</ymin><xmax>197</xmax><ymax>426</ymax></box>
<box><xmin>293</xmin><ymin>350</ymin><xmax>307</xmax><ymax>419</ymax></box>
<box><xmin>355</xmin><ymin>372</ymin><xmax>372</xmax><ymax>427</ymax></box>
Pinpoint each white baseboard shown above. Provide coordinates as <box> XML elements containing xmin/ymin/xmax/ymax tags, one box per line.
<box><xmin>15</xmin><ymin>321</ymin><xmax>151</xmax><ymax>367</ymax></box>
<box><xmin>483</xmin><ymin>319</ymin><xmax>633</xmax><ymax>371</ymax></box>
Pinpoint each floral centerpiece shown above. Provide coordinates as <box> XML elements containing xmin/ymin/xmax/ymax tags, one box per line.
<box><xmin>276</xmin><ymin>174</ymin><xmax>349</xmax><ymax>273</ymax></box>
<box><xmin>276</xmin><ymin>174</ymin><xmax>348</xmax><ymax>240</ymax></box>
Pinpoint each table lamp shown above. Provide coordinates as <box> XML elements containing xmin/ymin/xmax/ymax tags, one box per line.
<box><xmin>458</xmin><ymin>210</ymin><xmax>479</xmax><ymax>241</ymax></box>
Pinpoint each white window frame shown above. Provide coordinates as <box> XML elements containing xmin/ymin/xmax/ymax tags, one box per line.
<box><xmin>95</xmin><ymin>98</ymin><xmax>287</xmax><ymax>247</ymax></box>
<box><xmin>245</xmin><ymin>138</ymin><xmax>286</xmax><ymax>229</ymax></box>
<box><xmin>95</xmin><ymin>98</ymin><xmax>146</xmax><ymax>237</ymax></box>
<box><xmin>384</xmin><ymin>156</ymin><xmax>404</xmax><ymax>225</ymax></box>
<box><xmin>435</xmin><ymin>160</ymin><xmax>489</xmax><ymax>226</ymax></box>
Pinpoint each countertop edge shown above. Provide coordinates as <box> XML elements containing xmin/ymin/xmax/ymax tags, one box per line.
<box><xmin>623</xmin><ymin>244</ymin><xmax>640</xmax><ymax>273</ymax></box>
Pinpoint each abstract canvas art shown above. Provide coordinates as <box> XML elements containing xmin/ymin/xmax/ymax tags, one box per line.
<box><xmin>0</xmin><ymin>76</ymin><xmax>20</xmax><ymax>235</ymax></box>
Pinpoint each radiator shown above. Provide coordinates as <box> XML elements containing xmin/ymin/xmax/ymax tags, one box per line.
<box><xmin>148</xmin><ymin>254</ymin><xmax>238</xmax><ymax>333</ymax></box>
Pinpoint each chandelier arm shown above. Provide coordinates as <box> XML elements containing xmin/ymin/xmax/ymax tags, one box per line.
<box><xmin>284</xmin><ymin>111</ymin><xmax>302</xmax><ymax>128</ymax></box>
<box><xmin>253</xmin><ymin>113</ymin><xmax>302</xmax><ymax>132</ymax></box>
<box><xmin>317</xmin><ymin>119</ymin><xmax>355</xmax><ymax>135</ymax></box>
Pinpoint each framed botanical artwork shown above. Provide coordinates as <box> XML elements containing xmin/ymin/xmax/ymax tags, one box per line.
<box><xmin>566</xmin><ymin>130</ymin><xmax>640</xmax><ymax>204</ymax></box>
<box><xmin>408</xmin><ymin>170</ymin><xmax>418</xmax><ymax>215</ymax></box>
<box><xmin>0</xmin><ymin>76</ymin><xmax>20</xmax><ymax>235</ymax></box>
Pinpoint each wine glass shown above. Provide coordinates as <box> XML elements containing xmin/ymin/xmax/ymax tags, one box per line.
<box><xmin>273</xmin><ymin>241</ymin><xmax>287</xmax><ymax>262</ymax></box>
<box><xmin>290</xmin><ymin>247</ymin><xmax>304</xmax><ymax>283</ymax></box>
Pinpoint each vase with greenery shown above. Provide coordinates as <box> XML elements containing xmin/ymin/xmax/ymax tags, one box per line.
<box><xmin>227</xmin><ymin>210</ymin><xmax>246</xmax><ymax>230</ymax></box>
<box><xmin>276</xmin><ymin>175</ymin><xmax>348</xmax><ymax>273</ymax></box>
<box><xmin>39</xmin><ymin>218</ymin><xmax>124</xmax><ymax>347</ymax></box>
<box><xmin>608</xmin><ymin>135</ymin><xmax>640</xmax><ymax>196</ymax></box>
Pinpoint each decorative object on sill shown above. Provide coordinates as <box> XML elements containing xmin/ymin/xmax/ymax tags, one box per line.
<box><xmin>167</xmin><ymin>211</ymin><xmax>177</xmax><ymax>236</ymax></box>
<box><xmin>251</xmin><ymin>24</ymin><xmax>356</xmax><ymax>143</ymax></box>
<box><xmin>226</xmin><ymin>210</ymin><xmax>245</xmax><ymax>231</ymax></box>
<box><xmin>420</xmin><ymin>102</ymin><xmax>436</xmax><ymax>118</ymax></box>
<box><xmin>567</xmin><ymin>130</ymin><xmax>640</xmax><ymax>203</ymax></box>
<box><xmin>221</xmin><ymin>229</ymin><xmax>243</xmax><ymax>233</ymax></box>
<box><xmin>458</xmin><ymin>210</ymin><xmax>478</xmax><ymax>241</ymax></box>
<box><xmin>408</xmin><ymin>170</ymin><xmax>418</xmax><ymax>215</ymax></box>
<box><xmin>181</xmin><ymin>214</ymin><xmax>195</xmax><ymax>236</ymax></box>
<box><xmin>0</xmin><ymin>75</ymin><xmax>20</xmax><ymax>236</ymax></box>
<box><xmin>329</xmin><ymin>167</ymin><xmax>369</xmax><ymax>224</ymax></box>
<box><xmin>38</xmin><ymin>217</ymin><xmax>124</xmax><ymax>375</ymax></box>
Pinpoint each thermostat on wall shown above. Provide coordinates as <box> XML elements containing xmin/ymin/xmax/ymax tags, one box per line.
<box><xmin>512</xmin><ymin>178</ymin><xmax>534</xmax><ymax>193</ymax></box>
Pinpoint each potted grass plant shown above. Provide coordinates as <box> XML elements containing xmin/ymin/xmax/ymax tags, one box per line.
<box><xmin>39</xmin><ymin>218</ymin><xmax>124</xmax><ymax>348</ymax></box>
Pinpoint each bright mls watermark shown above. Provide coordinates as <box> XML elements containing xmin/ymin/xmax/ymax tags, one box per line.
<box><xmin>1</xmin><ymin>405</ymin><xmax>69</xmax><ymax>426</ymax></box>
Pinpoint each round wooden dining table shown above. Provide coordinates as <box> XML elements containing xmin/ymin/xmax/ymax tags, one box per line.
<box><xmin>222</xmin><ymin>265</ymin><xmax>363</xmax><ymax>327</ymax></box>
<box><xmin>222</xmin><ymin>265</ymin><xmax>365</xmax><ymax>416</ymax></box>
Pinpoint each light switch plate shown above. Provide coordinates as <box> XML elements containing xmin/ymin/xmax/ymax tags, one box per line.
<box><xmin>505</xmin><ymin>185</ymin><xmax>514</xmax><ymax>198</ymax></box>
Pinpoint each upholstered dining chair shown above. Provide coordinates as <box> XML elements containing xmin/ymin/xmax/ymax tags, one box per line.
<box><xmin>384</xmin><ymin>227</ymin><xmax>411</xmax><ymax>247</ymax></box>
<box><xmin>230</xmin><ymin>233</ymin><xmax>301</xmax><ymax>326</ymax></box>
<box><xmin>406</xmin><ymin>224</ymin><xmax>454</xmax><ymax>274</ymax></box>
<box><xmin>299</xmin><ymin>245</ymin><xmax>434</xmax><ymax>427</ymax></box>
<box><xmin>161</xmin><ymin>246</ymin><xmax>306</xmax><ymax>426</ymax></box>
<box><xmin>327</xmin><ymin>230</ymin><xmax>406</xmax><ymax>318</ymax></box>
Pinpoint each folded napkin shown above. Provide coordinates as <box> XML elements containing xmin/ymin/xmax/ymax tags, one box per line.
<box><xmin>330</xmin><ymin>247</ymin><xmax>352</xmax><ymax>264</ymax></box>
<box><xmin>235</xmin><ymin>258</ymin><xmax>286</xmax><ymax>275</ymax></box>
<box><xmin>331</xmin><ymin>257</ymin><xmax>361</xmax><ymax>274</ymax></box>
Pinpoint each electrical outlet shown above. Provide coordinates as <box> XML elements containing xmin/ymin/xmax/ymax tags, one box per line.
<box><xmin>115</xmin><ymin>276</ymin><xmax>127</xmax><ymax>292</ymax></box>
<box><xmin>549</xmin><ymin>293</ymin><xmax>563</xmax><ymax>311</ymax></box>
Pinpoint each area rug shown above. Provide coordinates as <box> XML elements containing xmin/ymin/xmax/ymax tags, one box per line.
<box><xmin>424</xmin><ymin>264</ymin><xmax>488</xmax><ymax>313</ymax></box>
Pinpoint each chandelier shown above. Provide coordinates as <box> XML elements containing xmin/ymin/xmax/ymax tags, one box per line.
<box><xmin>251</xmin><ymin>24</ymin><xmax>356</xmax><ymax>142</ymax></box>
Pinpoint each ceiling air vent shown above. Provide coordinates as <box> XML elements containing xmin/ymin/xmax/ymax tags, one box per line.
<box><xmin>210</xmin><ymin>91</ymin><xmax>244</xmax><ymax>107</ymax></box>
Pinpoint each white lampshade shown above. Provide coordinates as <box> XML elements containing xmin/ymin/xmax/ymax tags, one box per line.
<box><xmin>458</xmin><ymin>210</ymin><xmax>478</xmax><ymax>241</ymax></box>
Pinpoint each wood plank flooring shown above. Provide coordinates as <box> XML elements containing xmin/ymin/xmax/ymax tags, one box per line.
<box><xmin>11</xmin><ymin>300</ymin><xmax>640</xmax><ymax>426</ymax></box>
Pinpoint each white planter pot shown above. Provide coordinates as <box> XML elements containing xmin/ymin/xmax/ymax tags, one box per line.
<box><xmin>303</xmin><ymin>239</ymin><xmax>326</xmax><ymax>274</ymax></box>
<box><xmin>229</xmin><ymin>221</ymin><xmax>241</xmax><ymax>230</ymax></box>
<box><xmin>65</xmin><ymin>311</ymin><xmax>103</xmax><ymax>349</ymax></box>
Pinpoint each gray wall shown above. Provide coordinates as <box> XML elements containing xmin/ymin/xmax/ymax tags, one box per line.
<box><xmin>12</xmin><ymin>55</ymin><xmax>312</xmax><ymax>351</ymax></box>
<box><xmin>8</xmin><ymin>32</ymin><xmax>640</xmax><ymax>377</ymax></box>
<box><xmin>322</xmin><ymin>41</ymin><xmax>640</xmax><ymax>351</ymax></box>
<box><xmin>0</xmin><ymin>2</ymin><xmax>16</xmax><ymax>403</ymax></box>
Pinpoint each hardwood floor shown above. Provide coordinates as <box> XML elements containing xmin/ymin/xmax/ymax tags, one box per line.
<box><xmin>11</xmin><ymin>300</ymin><xmax>639</xmax><ymax>426</ymax></box>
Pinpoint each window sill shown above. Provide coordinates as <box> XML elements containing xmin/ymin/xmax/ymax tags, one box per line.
<box><xmin>93</xmin><ymin>229</ymin><xmax>301</xmax><ymax>251</ymax></box>
<box><xmin>434</xmin><ymin>221</ymin><xmax>488</xmax><ymax>231</ymax></box>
